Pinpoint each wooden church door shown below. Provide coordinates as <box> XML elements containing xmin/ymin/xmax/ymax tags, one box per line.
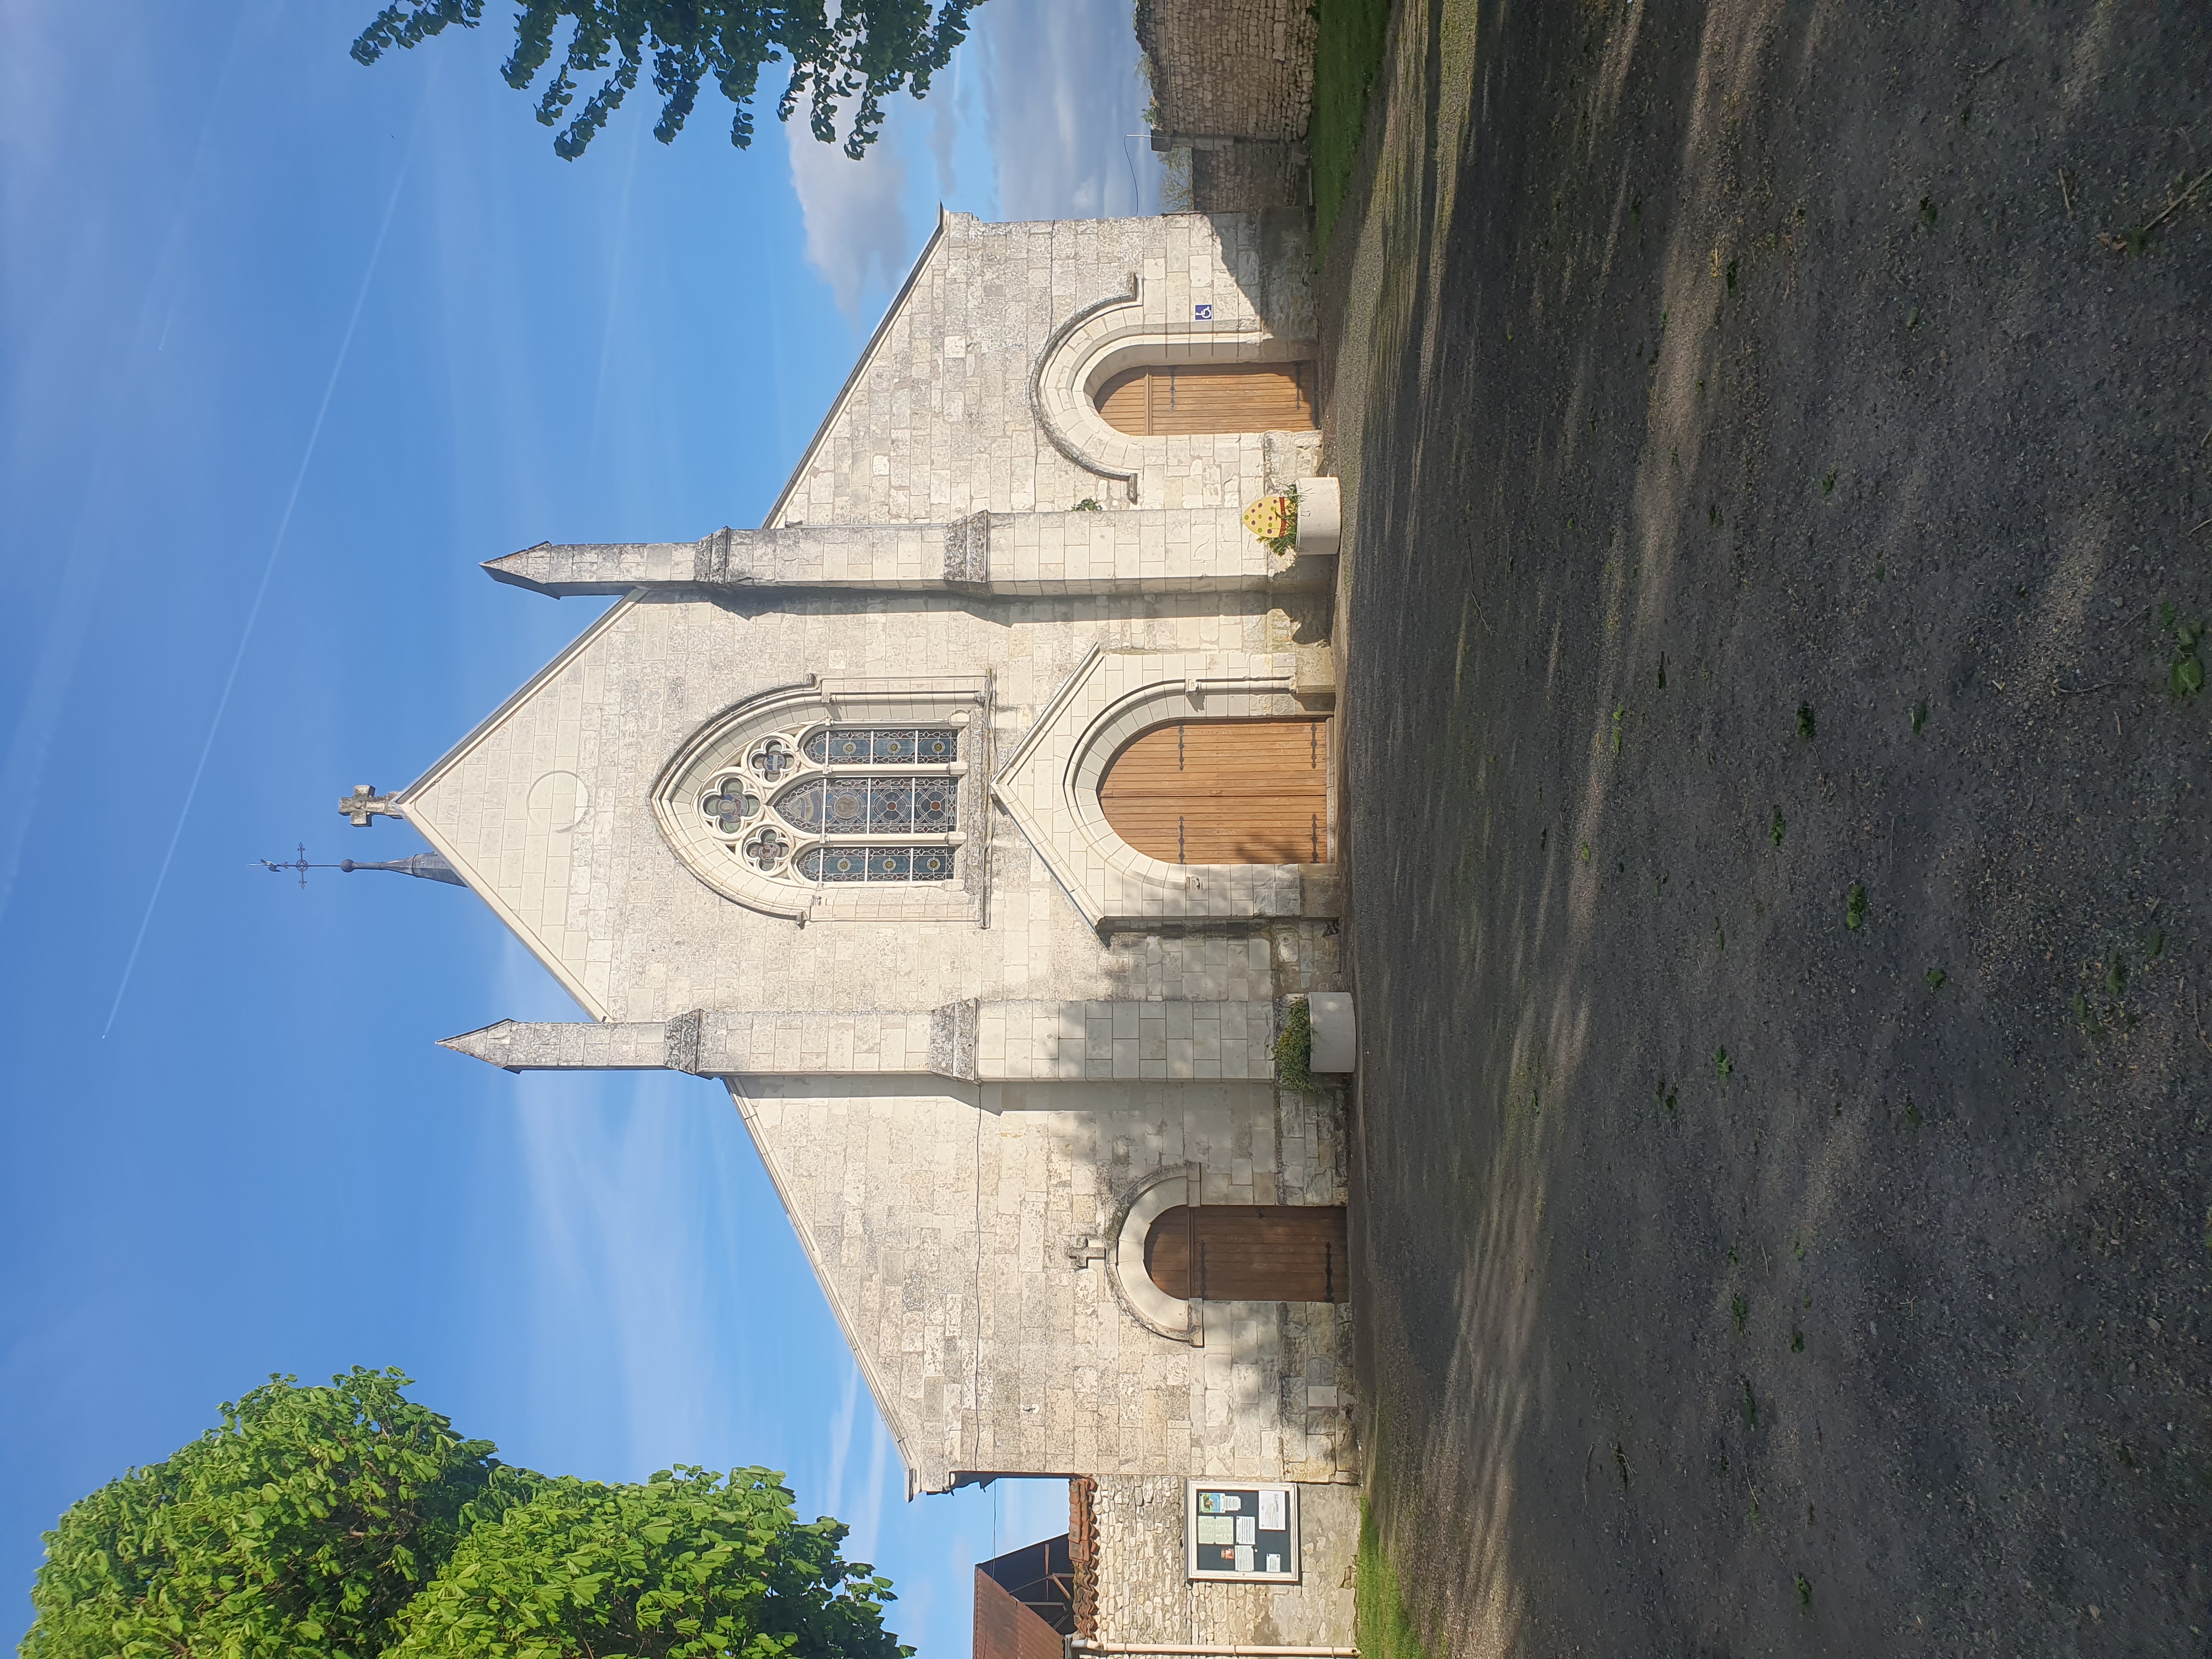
<box><xmin>1099</xmin><ymin>719</ymin><xmax>1328</xmax><ymax>864</ymax></box>
<box><xmin>1143</xmin><ymin>1205</ymin><xmax>1350</xmax><ymax>1303</ymax></box>
<box><xmin>1094</xmin><ymin>362</ymin><xmax>1318</xmax><ymax>435</ymax></box>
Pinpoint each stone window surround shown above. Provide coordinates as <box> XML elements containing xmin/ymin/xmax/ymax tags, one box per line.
<box><xmin>652</xmin><ymin>674</ymin><xmax>989</xmax><ymax>923</ymax></box>
<box><xmin>1031</xmin><ymin>276</ymin><xmax>1316</xmax><ymax>499</ymax></box>
<box><xmin>991</xmin><ymin>647</ymin><xmax>1324</xmax><ymax>933</ymax></box>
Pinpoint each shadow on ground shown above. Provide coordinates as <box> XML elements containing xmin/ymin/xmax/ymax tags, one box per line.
<box><xmin>1319</xmin><ymin>1</ymin><xmax>2211</xmax><ymax>1652</ymax></box>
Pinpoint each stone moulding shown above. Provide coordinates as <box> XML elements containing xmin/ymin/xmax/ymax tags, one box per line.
<box><xmin>1030</xmin><ymin>276</ymin><xmax>1311</xmax><ymax>500</ymax></box>
<box><xmin>1103</xmin><ymin>1163</ymin><xmax>1204</xmax><ymax>1346</ymax></box>
<box><xmin>992</xmin><ymin>646</ymin><xmax>1334</xmax><ymax>933</ymax></box>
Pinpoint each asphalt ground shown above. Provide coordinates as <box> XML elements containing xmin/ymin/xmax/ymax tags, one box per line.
<box><xmin>1316</xmin><ymin>2</ymin><xmax>2211</xmax><ymax>1651</ymax></box>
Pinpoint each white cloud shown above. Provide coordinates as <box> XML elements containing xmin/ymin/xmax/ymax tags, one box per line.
<box><xmin>822</xmin><ymin>1360</ymin><xmax>861</xmax><ymax>1519</ymax></box>
<box><xmin>974</xmin><ymin>0</ymin><xmax>1160</xmax><ymax>220</ymax></box>
<box><xmin>786</xmin><ymin>119</ymin><xmax>912</xmax><ymax>318</ymax></box>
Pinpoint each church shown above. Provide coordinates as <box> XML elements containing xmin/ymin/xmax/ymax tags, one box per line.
<box><xmin>346</xmin><ymin>205</ymin><xmax>1359</xmax><ymax>1650</ymax></box>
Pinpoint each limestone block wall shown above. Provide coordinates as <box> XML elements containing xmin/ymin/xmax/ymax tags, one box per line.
<box><xmin>734</xmin><ymin>1071</ymin><xmax>1353</xmax><ymax>1496</ymax></box>
<box><xmin>1085</xmin><ymin>1476</ymin><xmax>1358</xmax><ymax>1647</ymax></box>
<box><xmin>398</xmin><ymin>591</ymin><xmax>1330</xmax><ymax>1022</ymax></box>
<box><xmin>767</xmin><ymin>212</ymin><xmax>1314</xmax><ymax>528</ymax></box>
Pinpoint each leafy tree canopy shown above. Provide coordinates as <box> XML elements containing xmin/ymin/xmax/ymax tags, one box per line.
<box><xmin>351</xmin><ymin>1</ymin><xmax>981</xmax><ymax>160</ymax></box>
<box><xmin>21</xmin><ymin>1367</ymin><xmax>518</xmax><ymax>1659</ymax></box>
<box><xmin>386</xmin><ymin>1467</ymin><xmax>907</xmax><ymax>1659</ymax></box>
<box><xmin>21</xmin><ymin>1370</ymin><xmax>908</xmax><ymax>1659</ymax></box>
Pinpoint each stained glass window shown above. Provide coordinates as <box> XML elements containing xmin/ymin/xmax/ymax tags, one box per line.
<box><xmin>706</xmin><ymin>724</ymin><xmax>961</xmax><ymax>885</ymax></box>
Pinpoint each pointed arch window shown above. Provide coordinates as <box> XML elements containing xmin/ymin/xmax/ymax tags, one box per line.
<box><xmin>654</xmin><ymin>678</ymin><xmax>983</xmax><ymax>922</ymax></box>
<box><xmin>692</xmin><ymin>724</ymin><xmax>964</xmax><ymax>886</ymax></box>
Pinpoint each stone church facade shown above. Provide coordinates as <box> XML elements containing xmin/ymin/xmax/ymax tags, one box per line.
<box><xmin>356</xmin><ymin>207</ymin><xmax>1357</xmax><ymax>1646</ymax></box>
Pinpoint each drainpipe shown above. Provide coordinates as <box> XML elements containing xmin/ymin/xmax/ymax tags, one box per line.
<box><xmin>1068</xmin><ymin>1642</ymin><xmax>1357</xmax><ymax>1657</ymax></box>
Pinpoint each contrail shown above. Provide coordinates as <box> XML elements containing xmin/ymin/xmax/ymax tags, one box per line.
<box><xmin>103</xmin><ymin>75</ymin><xmax>434</xmax><ymax>1038</ymax></box>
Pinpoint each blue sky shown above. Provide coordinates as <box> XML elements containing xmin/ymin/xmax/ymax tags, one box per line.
<box><xmin>0</xmin><ymin>3</ymin><xmax>1156</xmax><ymax>1652</ymax></box>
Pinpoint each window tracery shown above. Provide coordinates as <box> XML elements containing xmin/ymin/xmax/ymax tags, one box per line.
<box><xmin>693</xmin><ymin>725</ymin><xmax>963</xmax><ymax>887</ymax></box>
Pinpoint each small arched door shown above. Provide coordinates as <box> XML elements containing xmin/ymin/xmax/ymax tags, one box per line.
<box><xmin>1100</xmin><ymin>719</ymin><xmax>1328</xmax><ymax>864</ymax></box>
<box><xmin>1095</xmin><ymin>362</ymin><xmax>1318</xmax><ymax>435</ymax></box>
<box><xmin>1144</xmin><ymin>1205</ymin><xmax>1350</xmax><ymax>1303</ymax></box>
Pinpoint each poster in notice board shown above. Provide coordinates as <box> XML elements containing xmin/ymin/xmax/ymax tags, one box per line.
<box><xmin>1184</xmin><ymin>1480</ymin><xmax>1300</xmax><ymax>1582</ymax></box>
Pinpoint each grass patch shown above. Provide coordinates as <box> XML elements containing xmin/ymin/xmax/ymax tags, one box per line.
<box><xmin>1311</xmin><ymin>0</ymin><xmax>1393</xmax><ymax>250</ymax></box>
<box><xmin>1355</xmin><ymin>1500</ymin><xmax>1430</xmax><ymax>1659</ymax></box>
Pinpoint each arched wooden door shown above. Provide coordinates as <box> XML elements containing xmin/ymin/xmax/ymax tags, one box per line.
<box><xmin>1144</xmin><ymin>1205</ymin><xmax>1349</xmax><ymax>1303</ymax></box>
<box><xmin>1099</xmin><ymin>719</ymin><xmax>1328</xmax><ymax>865</ymax></box>
<box><xmin>1095</xmin><ymin>362</ymin><xmax>1318</xmax><ymax>435</ymax></box>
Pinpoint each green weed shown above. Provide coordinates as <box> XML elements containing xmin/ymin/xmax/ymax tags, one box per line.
<box><xmin>2160</xmin><ymin>602</ymin><xmax>2204</xmax><ymax>697</ymax></box>
<box><xmin>1770</xmin><ymin>806</ymin><xmax>1786</xmax><ymax>848</ymax></box>
<box><xmin>1925</xmin><ymin>967</ymin><xmax>1948</xmax><ymax>990</ymax></box>
<box><xmin>1796</xmin><ymin>1573</ymin><xmax>1813</xmax><ymax>1607</ymax></box>
<box><xmin>1919</xmin><ymin>196</ymin><xmax>1939</xmax><ymax>227</ymax></box>
<box><xmin>1846</xmin><ymin>883</ymin><xmax>1869</xmax><ymax>930</ymax></box>
<box><xmin>1821</xmin><ymin>470</ymin><xmax>1836</xmax><ymax>495</ymax></box>
<box><xmin>1732</xmin><ymin>1294</ymin><xmax>1748</xmax><ymax>1333</ymax></box>
<box><xmin>1797</xmin><ymin>703</ymin><xmax>1816</xmax><ymax>741</ymax></box>
<box><xmin>1912</xmin><ymin>699</ymin><xmax>1928</xmax><ymax>735</ymax></box>
<box><xmin>1903</xmin><ymin>1099</ymin><xmax>1924</xmax><ymax>1129</ymax></box>
<box><xmin>1273</xmin><ymin>998</ymin><xmax>1316</xmax><ymax>1092</ymax></box>
<box><xmin>1714</xmin><ymin>1046</ymin><xmax>1734</xmax><ymax>1080</ymax></box>
<box><xmin>1790</xmin><ymin>1328</ymin><xmax>1805</xmax><ymax>1353</ymax></box>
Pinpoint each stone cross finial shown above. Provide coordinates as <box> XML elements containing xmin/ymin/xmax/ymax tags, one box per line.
<box><xmin>340</xmin><ymin>785</ymin><xmax>403</xmax><ymax>827</ymax></box>
<box><xmin>1064</xmin><ymin>1234</ymin><xmax>1108</xmax><ymax>1270</ymax></box>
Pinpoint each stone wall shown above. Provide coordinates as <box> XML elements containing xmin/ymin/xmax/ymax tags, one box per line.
<box><xmin>1137</xmin><ymin>0</ymin><xmax>1317</xmax><ymax>212</ymax></box>
<box><xmin>1137</xmin><ymin>0</ymin><xmax>1315</xmax><ymax>142</ymax></box>
<box><xmin>1086</xmin><ymin>1476</ymin><xmax>1359</xmax><ymax>1646</ymax></box>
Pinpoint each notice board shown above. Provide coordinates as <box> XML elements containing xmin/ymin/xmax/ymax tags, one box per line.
<box><xmin>1184</xmin><ymin>1479</ymin><xmax>1300</xmax><ymax>1582</ymax></box>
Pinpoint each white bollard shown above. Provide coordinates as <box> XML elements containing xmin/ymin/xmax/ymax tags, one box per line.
<box><xmin>1294</xmin><ymin>477</ymin><xmax>1341</xmax><ymax>557</ymax></box>
<box><xmin>1306</xmin><ymin>991</ymin><xmax>1357</xmax><ymax>1073</ymax></box>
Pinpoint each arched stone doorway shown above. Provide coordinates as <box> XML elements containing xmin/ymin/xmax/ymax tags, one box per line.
<box><xmin>1099</xmin><ymin>718</ymin><xmax>1328</xmax><ymax>864</ymax></box>
<box><xmin>1144</xmin><ymin>1204</ymin><xmax>1349</xmax><ymax>1303</ymax></box>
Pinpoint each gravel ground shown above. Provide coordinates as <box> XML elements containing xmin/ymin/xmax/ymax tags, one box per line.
<box><xmin>1316</xmin><ymin>2</ymin><xmax>2211</xmax><ymax>1652</ymax></box>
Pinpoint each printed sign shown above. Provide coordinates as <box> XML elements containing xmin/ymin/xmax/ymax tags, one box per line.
<box><xmin>1185</xmin><ymin>1481</ymin><xmax>1299</xmax><ymax>1582</ymax></box>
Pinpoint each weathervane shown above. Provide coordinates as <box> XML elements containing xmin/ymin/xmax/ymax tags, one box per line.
<box><xmin>257</xmin><ymin>841</ymin><xmax>467</xmax><ymax>890</ymax></box>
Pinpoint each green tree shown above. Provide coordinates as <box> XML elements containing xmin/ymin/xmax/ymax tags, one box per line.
<box><xmin>20</xmin><ymin>1367</ymin><xmax>520</xmax><ymax>1659</ymax></box>
<box><xmin>386</xmin><ymin>1466</ymin><xmax>909</xmax><ymax>1659</ymax></box>
<box><xmin>351</xmin><ymin>1</ymin><xmax>981</xmax><ymax>160</ymax></box>
<box><xmin>21</xmin><ymin>1370</ymin><xmax>908</xmax><ymax>1659</ymax></box>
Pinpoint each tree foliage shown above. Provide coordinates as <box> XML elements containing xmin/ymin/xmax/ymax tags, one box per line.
<box><xmin>20</xmin><ymin>1372</ymin><xmax>907</xmax><ymax>1659</ymax></box>
<box><xmin>350</xmin><ymin>1</ymin><xmax>981</xmax><ymax>160</ymax></box>
<box><xmin>20</xmin><ymin>1368</ymin><xmax>517</xmax><ymax>1659</ymax></box>
<box><xmin>386</xmin><ymin>1467</ymin><xmax>907</xmax><ymax>1659</ymax></box>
